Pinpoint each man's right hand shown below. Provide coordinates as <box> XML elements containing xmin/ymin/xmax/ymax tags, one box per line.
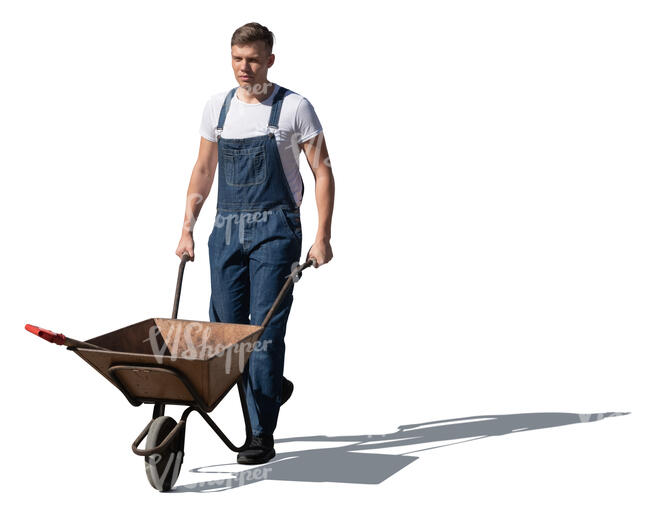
<box><xmin>176</xmin><ymin>231</ymin><xmax>195</xmax><ymax>261</ymax></box>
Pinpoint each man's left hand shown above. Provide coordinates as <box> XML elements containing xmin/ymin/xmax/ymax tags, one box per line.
<box><xmin>307</xmin><ymin>239</ymin><xmax>333</xmax><ymax>268</ymax></box>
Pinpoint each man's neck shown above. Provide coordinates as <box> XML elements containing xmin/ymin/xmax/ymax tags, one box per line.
<box><xmin>237</xmin><ymin>81</ymin><xmax>275</xmax><ymax>104</ymax></box>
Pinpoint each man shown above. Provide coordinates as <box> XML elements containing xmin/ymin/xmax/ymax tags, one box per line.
<box><xmin>175</xmin><ymin>22</ymin><xmax>334</xmax><ymax>465</ymax></box>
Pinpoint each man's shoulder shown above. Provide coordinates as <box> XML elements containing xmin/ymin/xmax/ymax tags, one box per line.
<box><xmin>280</xmin><ymin>86</ymin><xmax>309</xmax><ymax>108</ymax></box>
<box><xmin>261</xmin><ymin>84</ymin><xmax>309</xmax><ymax>111</ymax></box>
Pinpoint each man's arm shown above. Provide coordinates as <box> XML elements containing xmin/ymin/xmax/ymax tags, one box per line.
<box><xmin>175</xmin><ymin>137</ymin><xmax>219</xmax><ymax>260</ymax></box>
<box><xmin>300</xmin><ymin>132</ymin><xmax>334</xmax><ymax>267</ymax></box>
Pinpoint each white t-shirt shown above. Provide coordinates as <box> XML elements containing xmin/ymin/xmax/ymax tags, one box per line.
<box><xmin>199</xmin><ymin>83</ymin><xmax>323</xmax><ymax>207</ymax></box>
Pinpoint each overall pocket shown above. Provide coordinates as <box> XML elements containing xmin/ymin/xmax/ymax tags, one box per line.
<box><xmin>222</xmin><ymin>145</ymin><xmax>266</xmax><ymax>187</ymax></box>
<box><xmin>278</xmin><ymin>208</ymin><xmax>302</xmax><ymax>242</ymax></box>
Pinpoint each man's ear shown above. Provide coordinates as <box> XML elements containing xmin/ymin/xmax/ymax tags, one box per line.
<box><xmin>267</xmin><ymin>53</ymin><xmax>275</xmax><ymax>68</ymax></box>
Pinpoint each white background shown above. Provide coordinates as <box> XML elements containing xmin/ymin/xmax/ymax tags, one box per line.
<box><xmin>1</xmin><ymin>0</ymin><xmax>648</xmax><ymax>512</ymax></box>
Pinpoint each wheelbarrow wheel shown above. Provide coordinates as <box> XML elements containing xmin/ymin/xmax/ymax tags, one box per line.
<box><xmin>144</xmin><ymin>416</ymin><xmax>184</xmax><ymax>492</ymax></box>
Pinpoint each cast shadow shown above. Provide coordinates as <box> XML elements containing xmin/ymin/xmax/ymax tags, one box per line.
<box><xmin>172</xmin><ymin>411</ymin><xmax>629</xmax><ymax>493</ymax></box>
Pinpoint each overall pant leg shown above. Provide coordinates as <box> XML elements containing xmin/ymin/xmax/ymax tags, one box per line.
<box><xmin>208</xmin><ymin>213</ymin><xmax>250</xmax><ymax>325</ymax></box>
<box><xmin>243</xmin><ymin>208</ymin><xmax>301</xmax><ymax>436</ymax></box>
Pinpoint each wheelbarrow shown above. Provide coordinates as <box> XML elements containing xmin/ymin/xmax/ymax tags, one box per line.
<box><xmin>25</xmin><ymin>254</ymin><xmax>315</xmax><ymax>491</ymax></box>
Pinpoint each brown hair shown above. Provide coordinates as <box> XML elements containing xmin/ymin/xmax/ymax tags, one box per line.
<box><xmin>231</xmin><ymin>22</ymin><xmax>275</xmax><ymax>54</ymax></box>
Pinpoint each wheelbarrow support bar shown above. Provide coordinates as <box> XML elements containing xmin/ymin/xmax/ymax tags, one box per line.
<box><xmin>131</xmin><ymin>378</ymin><xmax>253</xmax><ymax>456</ymax></box>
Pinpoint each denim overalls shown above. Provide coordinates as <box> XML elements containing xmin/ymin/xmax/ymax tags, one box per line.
<box><xmin>208</xmin><ymin>86</ymin><xmax>302</xmax><ymax>438</ymax></box>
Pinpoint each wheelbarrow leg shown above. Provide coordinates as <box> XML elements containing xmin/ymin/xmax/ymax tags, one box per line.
<box><xmin>153</xmin><ymin>403</ymin><xmax>165</xmax><ymax>418</ymax></box>
<box><xmin>180</xmin><ymin>378</ymin><xmax>253</xmax><ymax>453</ymax></box>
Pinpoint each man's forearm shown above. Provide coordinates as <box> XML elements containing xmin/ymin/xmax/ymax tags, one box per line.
<box><xmin>182</xmin><ymin>164</ymin><xmax>215</xmax><ymax>234</ymax></box>
<box><xmin>314</xmin><ymin>165</ymin><xmax>334</xmax><ymax>241</ymax></box>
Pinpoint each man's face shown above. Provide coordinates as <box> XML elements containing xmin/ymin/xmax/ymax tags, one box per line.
<box><xmin>231</xmin><ymin>42</ymin><xmax>274</xmax><ymax>91</ymax></box>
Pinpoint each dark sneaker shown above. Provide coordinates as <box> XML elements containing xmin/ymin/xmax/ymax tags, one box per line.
<box><xmin>280</xmin><ymin>377</ymin><xmax>294</xmax><ymax>405</ymax></box>
<box><xmin>237</xmin><ymin>434</ymin><xmax>275</xmax><ymax>465</ymax></box>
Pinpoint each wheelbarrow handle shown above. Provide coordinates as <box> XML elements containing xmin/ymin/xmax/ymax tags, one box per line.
<box><xmin>24</xmin><ymin>324</ymin><xmax>105</xmax><ymax>351</ymax></box>
<box><xmin>172</xmin><ymin>253</ymin><xmax>191</xmax><ymax>319</ymax></box>
<box><xmin>260</xmin><ymin>258</ymin><xmax>317</xmax><ymax>329</ymax></box>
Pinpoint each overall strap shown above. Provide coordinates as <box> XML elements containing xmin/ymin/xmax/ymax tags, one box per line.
<box><xmin>267</xmin><ymin>87</ymin><xmax>288</xmax><ymax>133</ymax></box>
<box><xmin>216</xmin><ymin>87</ymin><xmax>238</xmax><ymax>138</ymax></box>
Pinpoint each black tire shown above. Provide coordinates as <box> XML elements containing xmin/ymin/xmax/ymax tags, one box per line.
<box><xmin>144</xmin><ymin>416</ymin><xmax>184</xmax><ymax>492</ymax></box>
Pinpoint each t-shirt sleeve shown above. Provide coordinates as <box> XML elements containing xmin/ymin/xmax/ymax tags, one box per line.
<box><xmin>294</xmin><ymin>97</ymin><xmax>323</xmax><ymax>144</ymax></box>
<box><xmin>199</xmin><ymin>98</ymin><xmax>217</xmax><ymax>142</ymax></box>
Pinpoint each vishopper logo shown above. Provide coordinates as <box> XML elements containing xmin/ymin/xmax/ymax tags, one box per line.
<box><xmin>577</xmin><ymin>412</ymin><xmax>628</xmax><ymax>423</ymax></box>
<box><xmin>147</xmin><ymin>445</ymin><xmax>272</xmax><ymax>492</ymax></box>
<box><xmin>287</xmin><ymin>260</ymin><xmax>306</xmax><ymax>284</ymax></box>
<box><xmin>182</xmin><ymin>466</ymin><xmax>272</xmax><ymax>491</ymax></box>
<box><xmin>285</xmin><ymin>132</ymin><xmax>331</xmax><ymax>168</ymax></box>
<box><xmin>144</xmin><ymin>322</ymin><xmax>271</xmax><ymax>373</ymax></box>
<box><xmin>183</xmin><ymin>192</ymin><xmax>205</xmax><ymax>234</ymax></box>
<box><xmin>147</xmin><ymin>450</ymin><xmax>183</xmax><ymax>491</ymax></box>
<box><xmin>240</xmin><ymin>82</ymin><xmax>275</xmax><ymax>96</ymax></box>
<box><xmin>214</xmin><ymin>209</ymin><xmax>274</xmax><ymax>245</ymax></box>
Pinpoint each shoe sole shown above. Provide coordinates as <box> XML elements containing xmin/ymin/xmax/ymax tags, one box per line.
<box><xmin>237</xmin><ymin>449</ymin><xmax>276</xmax><ymax>465</ymax></box>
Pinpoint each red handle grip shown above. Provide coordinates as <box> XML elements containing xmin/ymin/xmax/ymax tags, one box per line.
<box><xmin>25</xmin><ymin>324</ymin><xmax>67</xmax><ymax>345</ymax></box>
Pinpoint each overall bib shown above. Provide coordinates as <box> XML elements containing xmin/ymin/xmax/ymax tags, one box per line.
<box><xmin>208</xmin><ymin>86</ymin><xmax>302</xmax><ymax>437</ymax></box>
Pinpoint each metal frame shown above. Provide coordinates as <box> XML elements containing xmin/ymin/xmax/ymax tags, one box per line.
<box><xmin>118</xmin><ymin>363</ymin><xmax>253</xmax><ymax>456</ymax></box>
